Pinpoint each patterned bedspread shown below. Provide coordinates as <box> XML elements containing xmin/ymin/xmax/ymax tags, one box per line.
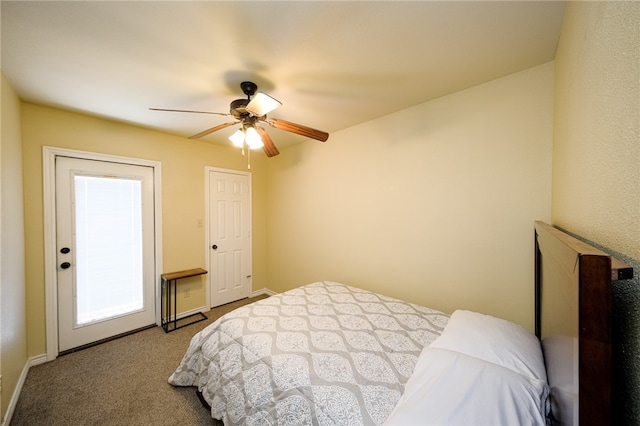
<box><xmin>169</xmin><ymin>281</ymin><xmax>449</xmax><ymax>425</ymax></box>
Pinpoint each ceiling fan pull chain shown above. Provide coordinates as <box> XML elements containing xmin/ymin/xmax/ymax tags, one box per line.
<box><xmin>247</xmin><ymin>145</ymin><xmax>251</xmax><ymax>170</ymax></box>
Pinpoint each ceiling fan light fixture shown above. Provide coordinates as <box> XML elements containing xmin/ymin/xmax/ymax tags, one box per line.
<box><xmin>246</xmin><ymin>92</ymin><xmax>282</xmax><ymax>117</ymax></box>
<box><xmin>229</xmin><ymin>129</ymin><xmax>245</xmax><ymax>147</ymax></box>
<box><xmin>245</xmin><ymin>126</ymin><xmax>264</xmax><ymax>149</ymax></box>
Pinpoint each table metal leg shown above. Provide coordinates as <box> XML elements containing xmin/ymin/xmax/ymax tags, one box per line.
<box><xmin>160</xmin><ymin>272</ymin><xmax>208</xmax><ymax>333</ymax></box>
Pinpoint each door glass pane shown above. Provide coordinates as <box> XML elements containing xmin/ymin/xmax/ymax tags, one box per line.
<box><xmin>74</xmin><ymin>175</ymin><xmax>144</xmax><ymax>326</ymax></box>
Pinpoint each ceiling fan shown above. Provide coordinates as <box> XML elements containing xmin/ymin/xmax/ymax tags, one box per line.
<box><xmin>150</xmin><ymin>81</ymin><xmax>329</xmax><ymax>158</ymax></box>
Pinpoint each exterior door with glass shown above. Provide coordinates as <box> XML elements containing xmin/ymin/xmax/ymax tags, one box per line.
<box><xmin>55</xmin><ymin>156</ymin><xmax>156</xmax><ymax>352</ymax></box>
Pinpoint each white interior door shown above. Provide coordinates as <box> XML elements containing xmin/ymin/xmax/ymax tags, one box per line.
<box><xmin>208</xmin><ymin>168</ymin><xmax>251</xmax><ymax>308</ymax></box>
<box><xmin>56</xmin><ymin>156</ymin><xmax>156</xmax><ymax>352</ymax></box>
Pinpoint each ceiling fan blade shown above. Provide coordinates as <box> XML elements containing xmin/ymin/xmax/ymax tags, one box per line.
<box><xmin>188</xmin><ymin>122</ymin><xmax>237</xmax><ymax>139</ymax></box>
<box><xmin>246</xmin><ymin>93</ymin><xmax>282</xmax><ymax>117</ymax></box>
<box><xmin>268</xmin><ymin>118</ymin><xmax>329</xmax><ymax>142</ymax></box>
<box><xmin>256</xmin><ymin>127</ymin><xmax>279</xmax><ymax>157</ymax></box>
<box><xmin>149</xmin><ymin>108</ymin><xmax>230</xmax><ymax>117</ymax></box>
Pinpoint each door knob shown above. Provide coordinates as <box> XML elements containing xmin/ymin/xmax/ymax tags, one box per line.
<box><xmin>212</xmin><ymin>245</ymin><xmax>218</xmax><ymax>250</ymax></box>
<box><xmin>60</xmin><ymin>262</ymin><xmax>71</xmax><ymax>269</ymax></box>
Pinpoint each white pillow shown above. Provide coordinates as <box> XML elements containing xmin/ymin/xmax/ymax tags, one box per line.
<box><xmin>384</xmin><ymin>347</ymin><xmax>548</xmax><ymax>425</ymax></box>
<box><xmin>429</xmin><ymin>310</ymin><xmax>547</xmax><ymax>383</ymax></box>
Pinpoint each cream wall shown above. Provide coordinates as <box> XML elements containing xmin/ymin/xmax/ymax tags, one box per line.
<box><xmin>1</xmin><ymin>72</ymin><xmax>27</xmax><ymax>421</ymax></box>
<box><xmin>553</xmin><ymin>1</ymin><xmax>640</xmax><ymax>256</ymax></box>
<box><xmin>552</xmin><ymin>2</ymin><xmax>640</xmax><ymax>423</ymax></box>
<box><xmin>266</xmin><ymin>63</ymin><xmax>554</xmax><ymax>330</ymax></box>
<box><xmin>21</xmin><ymin>104</ymin><xmax>268</xmax><ymax>357</ymax></box>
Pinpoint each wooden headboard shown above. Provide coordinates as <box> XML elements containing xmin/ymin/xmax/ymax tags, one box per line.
<box><xmin>534</xmin><ymin>221</ymin><xmax>633</xmax><ymax>426</ymax></box>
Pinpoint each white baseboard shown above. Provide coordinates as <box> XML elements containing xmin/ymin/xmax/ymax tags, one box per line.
<box><xmin>252</xmin><ymin>288</ymin><xmax>276</xmax><ymax>297</ymax></box>
<box><xmin>164</xmin><ymin>305</ymin><xmax>208</xmax><ymax>322</ymax></box>
<box><xmin>1</xmin><ymin>354</ymin><xmax>46</xmax><ymax>426</ymax></box>
<box><xmin>29</xmin><ymin>354</ymin><xmax>48</xmax><ymax>367</ymax></box>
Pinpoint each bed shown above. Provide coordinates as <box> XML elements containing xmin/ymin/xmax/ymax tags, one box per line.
<box><xmin>169</xmin><ymin>221</ymin><xmax>632</xmax><ymax>425</ymax></box>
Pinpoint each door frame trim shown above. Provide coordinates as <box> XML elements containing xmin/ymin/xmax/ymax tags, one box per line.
<box><xmin>204</xmin><ymin>166</ymin><xmax>252</xmax><ymax>309</ymax></box>
<box><xmin>43</xmin><ymin>146</ymin><xmax>163</xmax><ymax>361</ymax></box>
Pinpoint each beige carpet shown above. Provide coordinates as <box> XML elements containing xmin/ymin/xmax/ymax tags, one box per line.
<box><xmin>10</xmin><ymin>295</ymin><xmax>268</xmax><ymax>426</ymax></box>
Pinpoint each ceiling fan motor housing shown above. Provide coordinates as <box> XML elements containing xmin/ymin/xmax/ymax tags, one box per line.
<box><xmin>230</xmin><ymin>98</ymin><xmax>250</xmax><ymax>118</ymax></box>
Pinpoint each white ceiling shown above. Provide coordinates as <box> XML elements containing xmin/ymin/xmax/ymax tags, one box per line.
<box><xmin>1</xmin><ymin>1</ymin><xmax>566</xmax><ymax>150</ymax></box>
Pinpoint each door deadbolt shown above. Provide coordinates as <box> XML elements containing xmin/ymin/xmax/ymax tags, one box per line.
<box><xmin>60</xmin><ymin>247</ymin><xmax>71</xmax><ymax>254</ymax></box>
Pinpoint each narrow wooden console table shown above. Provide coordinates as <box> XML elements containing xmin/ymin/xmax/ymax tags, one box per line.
<box><xmin>161</xmin><ymin>268</ymin><xmax>208</xmax><ymax>333</ymax></box>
